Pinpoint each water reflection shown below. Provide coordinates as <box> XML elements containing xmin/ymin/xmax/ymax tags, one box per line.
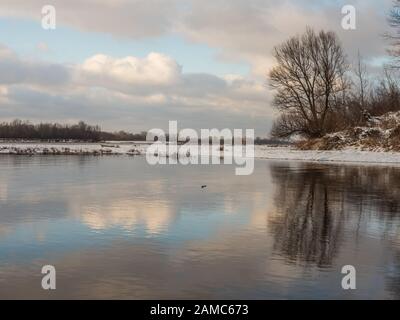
<box><xmin>269</xmin><ymin>163</ymin><xmax>400</xmax><ymax>298</ymax></box>
<box><xmin>81</xmin><ymin>200</ymin><xmax>172</xmax><ymax>234</ymax></box>
<box><xmin>0</xmin><ymin>156</ymin><xmax>400</xmax><ymax>299</ymax></box>
<box><xmin>269</xmin><ymin>164</ymin><xmax>346</xmax><ymax>267</ymax></box>
<box><xmin>269</xmin><ymin>164</ymin><xmax>400</xmax><ymax>261</ymax></box>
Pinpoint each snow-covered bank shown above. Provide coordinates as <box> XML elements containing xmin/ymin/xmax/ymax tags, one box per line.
<box><xmin>298</xmin><ymin>111</ymin><xmax>400</xmax><ymax>152</ymax></box>
<box><xmin>1</xmin><ymin>142</ymin><xmax>400</xmax><ymax>165</ymax></box>
<box><xmin>256</xmin><ymin>146</ymin><xmax>400</xmax><ymax>165</ymax></box>
<box><xmin>0</xmin><ymin>142</ymin><xmax>144</xmax><ymax>155</ymax></box>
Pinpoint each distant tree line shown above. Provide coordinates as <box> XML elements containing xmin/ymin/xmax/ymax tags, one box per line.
<box><xmin>0</xmin><ymin>119</ymin><xmax>147</xmax><ymax>142</ymax></box>
<box><xmin>99</xmin><ymin>130</ymin><xmax>147</xmax><ymax>142</ymax></box>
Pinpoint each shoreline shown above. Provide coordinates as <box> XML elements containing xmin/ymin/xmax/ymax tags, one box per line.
<box><xmin>1</xmin><ymin>143</ymin><xmax>400</xmax><ymax>166</ymax></box>
<box><xmin>255</xmin><ymin>146</ymin><xmax>400</xmax><ymax>165</ymax></box>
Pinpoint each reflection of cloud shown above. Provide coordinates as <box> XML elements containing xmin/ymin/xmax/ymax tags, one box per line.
<box><xmin>248</xmin><ymin>191</ymin><xmax>270</xmax><ymax>225</ymax></box>
<box><xmin>0</xmin><ymin>225</ymin><xmax>10</xmax><ymax>237</ymax></box>
<box><xmin>81</xmin><ymin>200</ymin><xmax>172</xmax><ymax>235</ymax></box>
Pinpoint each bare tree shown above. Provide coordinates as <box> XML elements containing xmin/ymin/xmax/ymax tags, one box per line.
<box><xmin>269</xmin><ymin>28</ymin><xmax>350</xmax><ymax>138</ymax></box>
<box><xmin>354</xmin><ymin>51</ymin><xmax>369</xmax><ymax>109</ymax></box>
<box><xmin>343</xmin><ymin>51</ymin><xmax>371</xmax><ymax>126</ymax></box>
<box><xmin>369</xmin><ymin>67</ymin><xmax>400</xmax><ymax>115</ymax></box>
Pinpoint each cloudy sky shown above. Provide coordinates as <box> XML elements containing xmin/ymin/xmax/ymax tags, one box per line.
<box><xmin>0</xmin><ymin>0</ymin><xmax>394</xmax><ymax>135</ymax></box>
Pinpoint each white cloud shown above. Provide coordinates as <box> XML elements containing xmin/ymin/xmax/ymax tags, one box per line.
<box><xmin>0</xmin><ymin>0</ymin><xmax>393</xmax><ymax>76</ymax></box>
<box><xmin>0</xmin><ymin>0</ymin><xmax>179</xmax><ymax>38</ymax></box>
<box><xmin>177</xmin><ymin>0</ymin><xmax>392</xmax><ymax>75</ymax></box>
<box><xmin>78</xmin><ymin>53</ymin><xmax>182</xmax><ymax>88</ymax></box>
<box><xmin>0</xmin><ymin>0</ymin><xmax>392</xmax><ymax>133</ymax></box>
<box><xmin>74</xmin><ymin>52</ymin><xmax>268</xmax><ymax>109</ymax></box>
<box><xmin>0</xmin><ymin>44</ymin><xmax>273</xmax><ymax>133</ymax></box>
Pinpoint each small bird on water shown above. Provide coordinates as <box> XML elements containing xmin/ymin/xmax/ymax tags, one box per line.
<box><xmin>201</xmin><ymin>185</ymin><xmax>207</xmax><ymax>189</ymax></box>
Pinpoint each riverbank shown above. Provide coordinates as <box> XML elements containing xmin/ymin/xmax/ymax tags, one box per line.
<box><xmin>255</xmin><ymin>146</ymin><xmax>400</xmax><ymax>165</ymax></box>
<box><xmin>297</xmin><ymin>111</ymin><xmax>400</xmax><ymax>152</ymax></box>
<box><xmin>1</xmin><ymin>142</ymin><xmax>400</xmax><ymax>165</ymax></box>
<box><xmin>0</xmin><ymin>142</ymin><xmax>144</xmax><ymax>155</ymax></box>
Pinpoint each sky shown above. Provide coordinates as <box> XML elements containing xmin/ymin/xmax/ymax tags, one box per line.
<box><xmin>0</xmin><ymin>0</ymin><xmax>395</xmax><ymax>135</ymax></box>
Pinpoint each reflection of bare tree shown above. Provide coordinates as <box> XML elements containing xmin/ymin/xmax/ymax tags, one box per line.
<box><xmin>269</xmin><ymin>163</ymin><xmax>400</xmax><ymax>268</ymax></box>
<box><xmin>269</xmin><ymin>164</ymin><xmax>344</xmax><ymax>267</ymax></box>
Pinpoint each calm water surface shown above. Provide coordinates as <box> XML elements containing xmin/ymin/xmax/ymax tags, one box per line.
<box><xmin>0</xmin><ymin>156</ymin><xmax>400</xmax><ymax>299</ymax></box>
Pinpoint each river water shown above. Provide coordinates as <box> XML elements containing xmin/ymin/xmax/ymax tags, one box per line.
<box><xmin>0</xmin><ymin>156</ymin><xmax>399</xmax><ymax>299</ymax></box>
